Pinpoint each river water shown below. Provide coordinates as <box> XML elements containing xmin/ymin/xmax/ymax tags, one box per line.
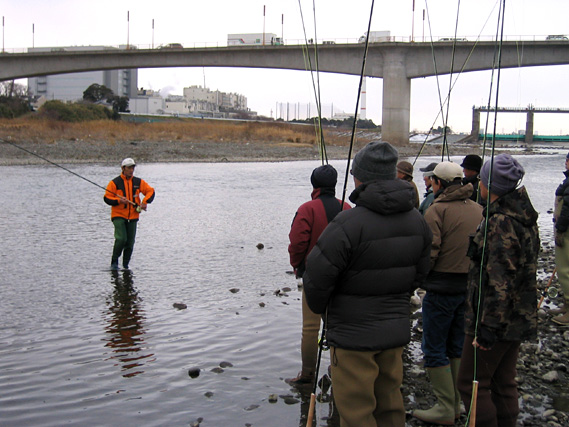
<box><xmin>0</xmin><ymin>151</ymin><xmax>565</xmax><ymax>426</ymax></box>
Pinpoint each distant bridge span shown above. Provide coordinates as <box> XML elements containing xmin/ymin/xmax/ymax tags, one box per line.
<box><xmin>1</xmin><ymin>41</ymin><xmax>569</xmax><ymax>145</ymax></box>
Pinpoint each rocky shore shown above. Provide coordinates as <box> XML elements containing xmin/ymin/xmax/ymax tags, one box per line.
<box><xmin>402</xmin><ymin>243</ymin><xmax>569</xmax><ymax>426</ymax></box>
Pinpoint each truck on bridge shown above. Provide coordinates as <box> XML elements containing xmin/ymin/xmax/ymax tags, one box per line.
<box><xmin>358</xmin><ymin>31</ymin><xmax>391</xmax><ymax>43</ymax></box>
<box><xmin>228</xmin><ymin>33</ymin><xmax>284</xmax><ymax>46</ymax></box>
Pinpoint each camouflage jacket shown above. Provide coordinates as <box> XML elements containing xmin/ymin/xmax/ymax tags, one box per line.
<box><xmin>554</xmin><ymin>169</ymin><xmax>569</xmax><ymax>232</ymax></box>
<box><xmin>464</xmin><ymin>186</ymin><xmax>540</xmax><ymax>348</ymax></box>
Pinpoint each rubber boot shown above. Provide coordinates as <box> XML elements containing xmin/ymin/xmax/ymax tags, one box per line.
<box><xmin>122</xmin><ymin>248</ymin><xmax>133</xmax><ymax>269</ymax></box>
<box><xmin>449</xmin><ymin>358</ymin><xmax>462</xmax><ymax>419</ymax></box>
<box><xmin>552</xmin><ymin>311</ymin><xmax>569</xmax><ymax>326</ymax></box>
<box><xmin>412</xmin><ymin>365</ymin><xmax>455</xmax><ymax>425</ymax></box>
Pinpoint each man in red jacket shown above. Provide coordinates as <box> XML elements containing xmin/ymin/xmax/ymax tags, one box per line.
<box><xmin>286</xmin><ymin>164</ymin><xmax>350</xmax><ymax>385</ymax></box>
<box><xmin>104</xmin><ymin>158</ymin><xmax>155</xmax><ymax>270</ymax></box>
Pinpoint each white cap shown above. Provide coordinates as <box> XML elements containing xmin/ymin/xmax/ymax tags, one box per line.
<box><xmin>433</xmin><ymin>162</ymin><xmax>463</xmax><ymax>182</ymax></box>
<box><xmin>121</xmin><ymin>158</ymin><xmax>136</xmax><ymax>167</ymax></box>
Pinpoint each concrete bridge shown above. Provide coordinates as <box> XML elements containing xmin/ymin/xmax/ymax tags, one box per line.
<box><xmin>1</xmin><ymin>40</ymin><xmax>569</xmax><ymax>145</ymax></box>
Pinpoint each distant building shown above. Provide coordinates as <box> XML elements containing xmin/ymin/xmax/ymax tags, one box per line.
<box><xmin>129</xmin><ymin>88</ymin><xmax>165</xmax><ymax>115</ymax></box>
<box><xmin>182</xmin><ymin>85</ymin><xmax>247</xmax><ymax>115</ymax></box>
<box><xmin>27</xmin><ymin>46</ymin><xmax>138</xmax><ymax>102</ymax></box>
<box><xmin>164</xmin><ymin>95</ymin><xmax>189</xmax><ymax>115</ymax></box>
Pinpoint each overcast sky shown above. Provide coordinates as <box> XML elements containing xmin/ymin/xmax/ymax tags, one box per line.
<box><xmin>3</xmin><ymin>0</ymin><xmax>569</xmax><ymax>134</ymax></box>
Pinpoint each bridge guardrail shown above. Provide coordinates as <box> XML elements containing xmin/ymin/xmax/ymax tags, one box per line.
<box><xmin>0</xmin><ymin>34</ymin><xmax>565</xmax><ymax>54</ymax></box>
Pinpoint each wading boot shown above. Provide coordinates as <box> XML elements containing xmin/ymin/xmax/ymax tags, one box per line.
<box><xmin>285</xmin><ymin>371</ymin><xmax>314</xmax><ymax>386</ymax></box>
<box><xmin>552</xmin><ymin>312</ymin><xmax>569</xmax><ymax>326</ymax></box>
<box><xmin>412</xmin><ymin>365</ymin><xmax>455</xmax><ymax>425</ymax></box>
<box><xmin>111</xmin><ymin>259</ymin><xmax>119</xmax><ymax>271</ymax></box>
<box><xmin>449</xmin><ymin>358</ymin><xmax>463</xmax><ymax>419</ymax></box>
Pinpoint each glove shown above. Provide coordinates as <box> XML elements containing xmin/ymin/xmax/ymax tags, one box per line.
<box><xmin>556</xmin><ymin>230</ymin><xmax>565</xmax><ymax>247</ymax></box>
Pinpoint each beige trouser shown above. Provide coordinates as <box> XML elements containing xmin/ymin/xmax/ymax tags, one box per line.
<box><xmin>301</xmin><ymin>290</ymin><xmax>321</xmax><ymax>376</ymax></box>
<box><xmin>330</xmin><ymin>346</ymin><xmax>405</xmax><ymax>427</ymax></box>
<box><xmin>555</xmin><ymin>232</ymin><xmax>569</xmax><ymax>303</ymax></box>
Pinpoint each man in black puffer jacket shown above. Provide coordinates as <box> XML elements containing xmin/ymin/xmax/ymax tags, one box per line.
<box><xmin>304</xmin><ymin>141</ymin><xmax>432</xmax><ymax>427</ymax></box>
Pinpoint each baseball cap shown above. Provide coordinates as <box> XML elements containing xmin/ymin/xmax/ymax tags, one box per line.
<box><xmin>121</xmin><ymin>158</ymin><xmax>136</xmax><ymax>167</ymax></box>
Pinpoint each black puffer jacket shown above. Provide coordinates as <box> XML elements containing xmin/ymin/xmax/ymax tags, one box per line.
<box><xmin>304</xmin><ymin>179</ymin><xmax>432</xmax><ymax>351</ymax></box>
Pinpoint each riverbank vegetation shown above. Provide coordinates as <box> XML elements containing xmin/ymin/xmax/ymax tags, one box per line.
<box><xmin>0</xmin><ymin>115</ymin><xmax>381</xmax><ymax>147</ymax></box>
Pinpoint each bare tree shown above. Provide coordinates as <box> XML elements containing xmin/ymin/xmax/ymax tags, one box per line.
<box><xmin>0</xmin><ymin>80</ymin><xmax>27</xmax><ymax>98</ymax></box>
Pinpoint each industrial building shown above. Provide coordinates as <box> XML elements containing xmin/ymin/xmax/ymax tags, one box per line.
<box><xmin>27</xmin><ymin>46</ymin><xmax>138</xmax><ymax>102</ymax></box>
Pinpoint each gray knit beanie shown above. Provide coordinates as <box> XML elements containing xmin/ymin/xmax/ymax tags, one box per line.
<box><xmin>480</xmin><ymin>154</ymin><xmax>525</xmax><ymax>196</ymax></box>
<box><xmin>351</xmin><ymin>141</ymin><xmax>398</xmax><ymax>182</ymax></box>
<box><xmin>311</xmin><ymin>164</ymin><xmax>337</xmax><ymax>188</ymax></box>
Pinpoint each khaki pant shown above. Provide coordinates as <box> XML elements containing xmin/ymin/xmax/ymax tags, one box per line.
<box><xmin>330</xmin><ymin>346</ymin><xmax>405</xmax><ymax>427</ymax></box>
<box><xmin>301</xmin><ymin>290</ymin><xmax>320</xmax><ymax>376</ymax></box>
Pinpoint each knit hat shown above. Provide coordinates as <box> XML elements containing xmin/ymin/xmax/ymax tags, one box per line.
<box><xmin>397</xmin><ymin>161</ymin><xmax>414</xmax><ymax>178</ymax></box>
<box><xmin>566</xmin><ymin>152</ymin><xmax>569</xmax><ymax>159</ymax></box>
<box><xmin>310</xmin><ymin>164</ymin><xmax>338</xmax><ymax>188</ymax></box>
<box><xmin>480</xmin><ymin>154</ymin><xmax>525</xmax><ymax>196</ymax></box>
<box><xmin>351</xmin><ymin>141</ymin><xmax>398</xmax><ymax>182</ymax></box>
<box><xmin>433</xmin><ymin>162</ymin><xmax>463</xmax><ymax>182</ymax></box>
<box><xmin>461</xmin><ymin>154</ymin><xmax>483</xmax><ymax>172</ymax></box>
<box><xmin>420</xmin><ymin>162</ymin><xmax>438</xmax><ymax>177</ymax></box>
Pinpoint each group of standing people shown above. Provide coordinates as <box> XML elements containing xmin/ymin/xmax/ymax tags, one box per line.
<box><xmin>287</xmin><ymin>141</ymin><xmax>542</xmax><ymax>427</ymax></box>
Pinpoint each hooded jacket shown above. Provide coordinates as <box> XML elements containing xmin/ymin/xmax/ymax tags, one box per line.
<box><xmin>104</xmin><ymin>173</ymin><xmax>155</xmax><ymax>220</ymax></box>
<box><xmin>303</xmin><ymin>179</ymin><xmax>432</xmax><ymax>351</ymax></box>
<box><xmin>423</xmin><ymin>183</ymin><xmax>483</xmax><ymax>294</ymax></box>
<box><xmin>288</xmin><ymin>187</ymin><xmax>351</xmax><ymax>274</ymax></box>
<box><xmin>465</xmin><ymin>186</ymin><xmax>540</xmax><ymax>348</ymax></box>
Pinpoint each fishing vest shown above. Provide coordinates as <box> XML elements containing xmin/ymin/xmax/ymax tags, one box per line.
<box><xmin>113</xmin><ymin>175</ymin><xmax>141</xmax><ymax>205</ymax></box>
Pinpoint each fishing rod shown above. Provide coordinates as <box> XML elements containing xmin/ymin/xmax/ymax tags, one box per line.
<box><xmin>538</xmin><ymin>267</ymin><xmax>558</xmax><ymax>310</ymax></box>
<box><xmin>1</xmin><ymin>138</ymin><xmax>141</xmax><ymax>211</ymax></box>
<box><xmin>468</xmin><ymin>1</ymin><xmax>506</xmax><ymax>426</ymax></box>
<box><xmin>305</xmin><ymin>1</ymin><xmax>376</xmax><ymax>425</ymax></box>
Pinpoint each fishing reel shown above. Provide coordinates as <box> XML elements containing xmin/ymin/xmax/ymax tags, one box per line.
<box><xmin>135</xmin><ymin>205</ymin><xmax>142</xmax><ymax>213</ymax></box>
<box><xmin>545</xmin><ymin>287</ymin><xmax>559</xmax><ymax>299</ymax></box>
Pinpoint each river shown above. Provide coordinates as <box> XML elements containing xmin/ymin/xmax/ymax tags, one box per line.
<box><xmin>0</xmin><ymin>152</ymin><xmax>564</xmax><ymax>426</ymax></box>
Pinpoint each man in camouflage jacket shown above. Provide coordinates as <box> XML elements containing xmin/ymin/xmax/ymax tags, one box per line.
<box><xmin>457</xmin><ymin>154</ymin><xmax>540</xmax><ymax>427</ymax></box>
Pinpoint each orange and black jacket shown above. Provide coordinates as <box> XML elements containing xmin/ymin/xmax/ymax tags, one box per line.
<box><xmin>104</xmin><ymin>174</ymin><xmax>155</xmax><ymax>220</ymax></box>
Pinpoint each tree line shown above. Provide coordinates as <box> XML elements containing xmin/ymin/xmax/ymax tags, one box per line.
<box><xmin>0</xmin><ymin>82</ymin><xmax>129</xmax><ymax>121</ymax></box>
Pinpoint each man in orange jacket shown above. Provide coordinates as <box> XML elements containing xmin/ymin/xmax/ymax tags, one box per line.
<box><xmin>104</xmin><ymin>158</ymin><xmax>155</xmax><ymax>270</ymax></box>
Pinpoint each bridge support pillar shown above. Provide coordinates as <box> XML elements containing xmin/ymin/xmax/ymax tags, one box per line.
<box><xmin>471</xmin><ymin>108</ymin><xmax>480</xmax><ymax>141</ymax></box>
<box><xmin>381</xmin><ymin>51</ymin><xmax>411</xmax><ymax>146</ymax></box>
<box><xmin>525</xmin><ymin>110</ymin><xmax>534</xmax><ymax>143</ymax></box>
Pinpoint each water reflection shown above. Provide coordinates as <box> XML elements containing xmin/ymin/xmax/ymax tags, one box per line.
<box><xmin>289</xmin><ymin>373</ymin><xmax>338</xmax><ymax>427</ymax></box>
<box><xmin>104</xmin><ymin>270</ymin><xmax>154</xmax><ymax>377</ymax></box>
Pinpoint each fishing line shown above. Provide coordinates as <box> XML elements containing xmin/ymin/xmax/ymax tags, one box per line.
<box><xmin>297</xmin><ymin>0</ymin><xmax>327</xmax><ymax>164</ymax></box>
<box><xmin>1</xmin><ymin>138</ymin><xmax>139</xmax><ymax>208</ymax></box>
<box><xmin>420</xmin><ymin>0</ymin><xmax>496</xmax><ymax>163</ymax></box>
<box><xmin>311</xmin><ymin>0</ymin><xmax>328</xmax><ymax>164</ymax></box>
<box><xmin>341</xmin><ymin>0</ymin><xmax>375</xmax><ymax>208</ymax></box>
<box><xmin>441</xmin><ymin>0</ymin><xmax>462</xmax><ymax>157</ymax></box>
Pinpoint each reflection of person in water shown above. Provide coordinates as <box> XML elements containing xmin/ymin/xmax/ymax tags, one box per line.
<box><xmin>105</xmin><ymin>271</ymin><xmax>154</xmax><ymax>377</ymax></box>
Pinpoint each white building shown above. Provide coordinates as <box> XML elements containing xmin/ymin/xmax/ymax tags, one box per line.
<box><xmin>27</xmin><ymin>46</ymin><xmax>138</xmax><ymax>102</ymax></box>
<box><xmin>182</xmin><ymin>85</ymin><xmax>247</xmax><ymax>114</ymax></box>
<box><xmin>129</xmin><ymin>88</ymin><xmax>165</xmax><ymax>115</ymax></box>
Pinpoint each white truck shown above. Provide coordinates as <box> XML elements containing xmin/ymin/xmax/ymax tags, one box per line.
<box><xmin>358</xmin><ymin>31</ymin><xmax>391</xmax><ymax>43</ymax></box>
<box><xmin>228</xmin><ymin>33</ymin><xmax>284</xmax><ymax>46</ymax></box>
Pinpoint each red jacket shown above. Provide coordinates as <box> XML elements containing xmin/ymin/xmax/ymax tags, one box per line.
<box><xmin>288</xmin><ymin>188</ymin><xmax>351</xmax><ymax>273</ymax></box>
